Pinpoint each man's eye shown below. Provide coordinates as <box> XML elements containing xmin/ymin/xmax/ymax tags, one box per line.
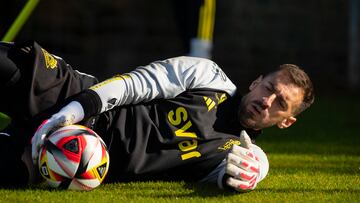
<box><xmin>279</xmin><ymin>100</ymin><xmax>286</xmax><ymax>109</ymax></box>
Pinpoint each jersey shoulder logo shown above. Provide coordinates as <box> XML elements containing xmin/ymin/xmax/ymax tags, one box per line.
<box><xmin>211</xmin><ymin>65</ymin><xmax>227</xmax><ymax>81</ymax></box>
<box><xmin>203</xmin><ymin>96</ymin><xmax>216</xmax><ymax>111</ymax></box>
<box><xmin>216</xmin><ymin>93</ymin><xmax>227</xmax><ymax>105</ymax></box>
<box><xmin>203</xmin><ymin>93</ymin><xmax>228</xmax><ymax>112</ymax></box>
<box><xmin>41</xmin><ymin>48</ymin><xmax>57</xmax><ymax>69</ymax></box>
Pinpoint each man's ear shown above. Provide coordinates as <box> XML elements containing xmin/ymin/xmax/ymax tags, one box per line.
<box><xmin>249</xmin><ymin>75</ymin><xmax>263</xmax><ymax>91</ymax></box>
<box><xmin>277</xmin><ymin>116</ymin><xmax>297</xmax><ymax>129</ymax></box>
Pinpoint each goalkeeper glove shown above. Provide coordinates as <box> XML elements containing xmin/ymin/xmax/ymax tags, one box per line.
<box><xmin>219</xmin><ymin>130</ymin><xmax>269</xmax><ymax>192</ymax></box>
<box><xmin>31</xmin><ymin>101</ymin><xmax>84</xmax><ymax>164</ymax></box>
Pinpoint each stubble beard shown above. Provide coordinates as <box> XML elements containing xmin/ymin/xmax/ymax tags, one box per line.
<box><xmin>238</xmin><ymin>97</ymin><xmax>256</xmax><ymax>129</ymax></box>
<box><xmin>238</xmin><ymin>96</ymin><xmax>268</xmax><ymax>130</ymax></box>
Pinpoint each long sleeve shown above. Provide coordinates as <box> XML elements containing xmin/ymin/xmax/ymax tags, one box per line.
<box><xmin>75</xmin><ymin>56</ymin><xmax>236</xmax><ymax>118</ymax></box>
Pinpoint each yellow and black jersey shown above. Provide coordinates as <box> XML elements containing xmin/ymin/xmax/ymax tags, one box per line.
<box><xmin>94</xmin><ymin>88</ymin><xmax>251</xmax><ymax>182</ymax></box>
<box><xmin>70</xmin><ymin>54</ymin><xmax>261</xmax><ymax>182</ymax></box>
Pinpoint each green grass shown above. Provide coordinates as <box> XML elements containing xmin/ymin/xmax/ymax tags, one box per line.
<box><xmin>1</xmin><ymin>93</ymin><xmax>359</xmax><ymax>202</ymax></box>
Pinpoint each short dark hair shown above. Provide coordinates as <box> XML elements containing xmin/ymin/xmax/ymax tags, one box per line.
<box><xmin>277</xmin><ymin>64</ymin><xmax>315</xmax><ymax>115</ymax></box>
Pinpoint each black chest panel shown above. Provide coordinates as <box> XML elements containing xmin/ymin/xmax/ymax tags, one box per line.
<box><xmin>97</xmin><ymin>89</ymin><xmax>248</xmax><ymax>182</ymax></box>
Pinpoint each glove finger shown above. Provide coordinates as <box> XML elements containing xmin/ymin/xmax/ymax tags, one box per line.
<box><xmin>31</xmin><ymin>133</ymin><xmax>47</xmax><ymax>164</ymax></box>
<box><xmin>31</xmin><ymin>120</ymin><xmax>48</xmax><ymax>162</ymax></box>
<box><xmin>31</xmin><ymin>119</ymin><xmax>57</xmax><ymax>164</ymax></box>
<box><xmin>31</xmin><ymin>132</ymin><xmax>46</xmax><ymax>163</ymax></box>
<box><xmin>31</xmin><ymin>115</ymin><xmax>70</xmax><ymax>164</ymax></box>
<box><xmin>31</xmin><ymin>120</ymin><xmax>49</xmax><ymax>144</ymax></box>
<box><xmin>227</xmin><ymin>152</ymin><xmax>260</xmax><ymax>173</ymax></box>
<box><xmin>231</xmin><ymin>145</ymin><xmax>258</xmax><ymax>163</ymax></box>
<box><xmin>226</xmin><ymin>163</ymin><xmax>258</xmax><ymax>181</ymax></box>
<box><xmin>239</xmin><ymin>130</ymin><xmax>252</xmax><ymax>149</ymax></box>
<box><xmin>226</xmin><ymin>176</ymin><xmax>257</xmax><ymax>192</ymax></box>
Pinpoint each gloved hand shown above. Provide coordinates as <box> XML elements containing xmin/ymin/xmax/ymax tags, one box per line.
<box><xmin>223</xmin><ymin>130</ymin><xmax>268</xmax><ymax>192</ymax></box>
<box><xmin>31</xmin><ymin>101</ymin><xmax>85</xmax><ymax>165</ymax></box>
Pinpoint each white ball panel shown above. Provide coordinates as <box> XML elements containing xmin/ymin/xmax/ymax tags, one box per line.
<box><xmin>86</xmin><ymin>141</ymin><xmax>103</xmax><ymax>171</ymax></box>
<box><xmin>48</xmin><ymin>125</ymin><xmax>87</xmax><ymax>143</ymax></box>
<box><xmin>47</xmin><ymin>132</ymin><xmax>67</xmax><ymax>145</ymax></box>
<box><xmin>81</xmin><ymin>135</ymin><xmax>100</xmax><ymax>166</ymax></box>
<box><xmin>56</xmin><ymin>157</ymin><xmax>79</xmax><ymax>178</ymax></box>
<box><xmin>46</xmin><ymin>151</ymin><xmax>70</xmax><ymax>178</ymax></box>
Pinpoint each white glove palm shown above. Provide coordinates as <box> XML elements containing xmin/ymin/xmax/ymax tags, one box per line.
<box><xmin>31</xmin><ymin>101</ymin><xmax>85</xmax><ymax>164</ymax></box>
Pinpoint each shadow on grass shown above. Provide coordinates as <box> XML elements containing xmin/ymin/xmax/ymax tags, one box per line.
<box><xmin>257</xmin><ymin>187</ymin><xmax>360</xmax><ymax>194</ymax></box>
<box><xmin>0</xmin><ymin>182</ymin><xmax>62</xmax><ymax>191</ymax></box>
<box><xmin>183</xmin><ymin>182</ymin><xmax>241</xmax><ymax>197</ymax></box>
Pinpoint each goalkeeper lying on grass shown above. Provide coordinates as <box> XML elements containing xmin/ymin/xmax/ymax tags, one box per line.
<box><xmin>0</xmin><ymin>40</ymin><xmax>314</xmax><ymax>192</ymax></box>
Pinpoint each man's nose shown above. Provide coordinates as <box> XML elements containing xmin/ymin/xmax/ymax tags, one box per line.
<box><xmin>261</xmin><ymin>94</ymin><xmax>276</xmax><ymax>109</ymax></box>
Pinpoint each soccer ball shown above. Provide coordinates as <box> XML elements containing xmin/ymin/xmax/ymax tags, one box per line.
<box><xmin>38</xmin><ymin>124</ymin><xmax>110</xmax><ymax>191</ymax></box>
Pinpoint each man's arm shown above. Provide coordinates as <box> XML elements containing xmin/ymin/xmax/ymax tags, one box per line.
<box><xmin>75</xmin><ymin>56</ymin><xmax>236</xmax><ymax>118</ymax></box>
<box><xmin>32</xmin><ymin>56</ymin><xmax>236</xmax><ymax>163</ymax></box>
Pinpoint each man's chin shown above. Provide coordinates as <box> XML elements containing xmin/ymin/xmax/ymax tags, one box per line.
<box><xmin>239</xmin><ymin>108</ymin><xmax>261</xmax><ymax>129</ymax></box>
<box><xmin>241</xmin><ymin>117</ymin><xmax>267</xmax><ymax>130</ymax></box>
<box><xmin>240</xmin><ymin>118</ymin><xmax>256</xmax><ymax>129</ymax></box>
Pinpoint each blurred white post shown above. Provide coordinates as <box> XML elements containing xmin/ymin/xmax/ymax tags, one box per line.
<box><xmin>349</xmin><ymin>0</ymin><xmax>360</xmax><ymax>89</ymax></box>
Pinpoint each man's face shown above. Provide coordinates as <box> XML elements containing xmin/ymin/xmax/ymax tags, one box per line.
<box><xmin>239</xmin><ymin>71</ymin><xmax>304</xmax><ymax>130</ymax></box>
